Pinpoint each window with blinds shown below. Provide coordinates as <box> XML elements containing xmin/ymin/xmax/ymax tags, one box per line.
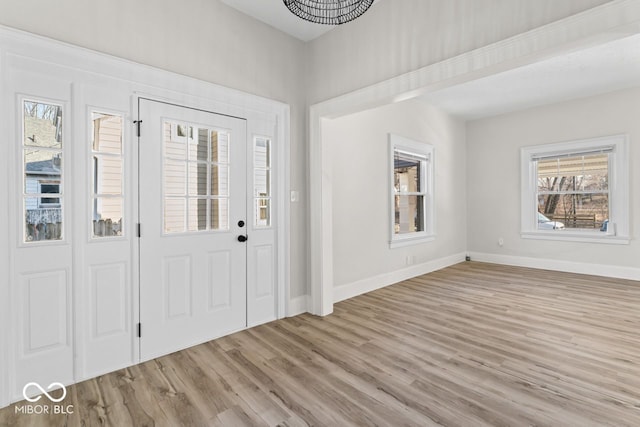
<box><xmin>389</xmin><ymin>134</ymin><xmax>434</xmax><ymax>248</ymax></box>
<box><xmin>520</xmin><ymin>135</ymin><xmax>629</xmax><ymax>243</ymax></box>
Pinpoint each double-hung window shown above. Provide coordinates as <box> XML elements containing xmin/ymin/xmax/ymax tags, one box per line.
<box><xmin>520</xmin><ymin>135</ymin><xmax>629</xmax><ymax>243</ymax></box>
<box><xmin>389</xmin><ymin>134</ymin><xmax>434</xmax><ymax>248</ymax></box>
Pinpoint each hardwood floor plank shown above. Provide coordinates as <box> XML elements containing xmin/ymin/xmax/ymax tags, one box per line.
<box><xmin>2</xmin><ymin>262</ymin><xmax>640</xmax><ymax>426</ymax></box>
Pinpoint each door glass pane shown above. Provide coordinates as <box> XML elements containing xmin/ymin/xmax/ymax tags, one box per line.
<box><xmin>23</xmin><ymin>100</ymin><xmax>63</xmax><ymax>242</ymax></box>
<box><xmin>165</xmin><ymin>123</ymin><xmax>187</xmax><ymax>160</ymax></box>
<box><xmin>93</xmin><ymin>197</ymin><xmax>123</xmax><ymax>237</ymax></box>
<box><xmin>188</xmin><ymin>198</ymin><xmax>208</xmax><ymax>231</ymax></box>
<box><xmin>210</xmin><ymin>198</ymin><xmax>229</xmax><ymax>230</ymax></box>
<box><xmin>163</xmin><ymin>121</ymin><xmax>233</xmax><ymax>234</ymax></box>
<box><xmin>211</xmin><ymin>131</ymin><xmax>229</xmax><ymax>164</ymax></box>
<box><xmin>196</xmin><ymin>128</ymin><xmax>209</xmax><ymax>161</ymax></box>
<box><xmin>164</xmin><ymin>160</ymin><xmax>187</xmax><ymax>196</ymax></box>
<box><xmin>188</xmin><ymin>162</ymin><xmax>208</xmax><ymax>196</ymax></box>
<box><xmin>394</xmin><ymin>195</ymin><xmax>424</xmax><ymax>234</ymax></box>
<box><xmin>211</xmin><ymin>165</ymin><xmax>229</xmax><ymax>196</ymax></box>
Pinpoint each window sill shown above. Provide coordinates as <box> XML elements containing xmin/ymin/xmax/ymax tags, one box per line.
<box><xmin>390</xmin><ymin>234</ymin><xmax>435</xmax><ymax>249</ymax></box>
<box><xmin>521</xmin><ymin>231</ymin><xmax>629</xmax><ymax>245</ymax></box>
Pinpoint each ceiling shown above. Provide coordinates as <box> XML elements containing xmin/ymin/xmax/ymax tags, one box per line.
<box><xmin>219</xmin><ymin>1</ymin><xmax>640</xmax><ymax>119</ymax></box>
<box><xmin>220</xmin><ymin>0</ymin><xmax>382</xmax><ymax>42</ymax></box>
<box><xmin>420</xmin><ymin>33</ymin><xmax>640</xmax><ymax>120</ymax></box>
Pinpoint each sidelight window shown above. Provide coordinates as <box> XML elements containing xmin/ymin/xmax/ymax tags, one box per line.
<box><xmin>23</xmin><ymin>100</ymin><xmax>64</xmax><ymax>242</ymax></box>
<box><xmin>254</xmin><ymin>137</ymin><xmax>271</xmax><ymax>228</ymax></box>
<box><xmin>91</xmin><ymin>112</ymin><xmax>124</xmax><ymax>238</ymax></box>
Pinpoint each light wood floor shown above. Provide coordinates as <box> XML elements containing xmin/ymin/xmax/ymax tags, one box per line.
<box><xmin>2</xmin><ymin>262</ymin><xmax>640</xmax><ymax>426</ymax></box>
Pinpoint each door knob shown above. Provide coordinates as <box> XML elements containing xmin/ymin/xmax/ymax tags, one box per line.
<box><xmin>237</xmin><ymin>235</ymin><xmax>248</xmax><ymax>242</ymax></box>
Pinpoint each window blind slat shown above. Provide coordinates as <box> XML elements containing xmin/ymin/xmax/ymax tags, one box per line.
<box><xmin>531</xmin><ymin>146</ymin><xmax>613</xmax><ymax>161</ymax></box>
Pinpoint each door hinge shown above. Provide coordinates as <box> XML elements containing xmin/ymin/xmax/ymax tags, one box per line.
<box><xmin>137</xmin><ymin>323</ymin><xmax>142</xmax><ymax>338</ymax></box>
<box><xmin>137</xmin><ymin>223</ymin><xmax>141</xmax><ymax>238</ymax></box>
<box><xmin>133</xmin><ymin>120</ymin><xmax>143</xmax><ymax>137</ymax></box>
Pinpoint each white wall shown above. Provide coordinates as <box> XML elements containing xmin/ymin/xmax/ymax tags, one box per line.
<box><xmin>0</xmin><ymin>0</ymin><xmax>309</xmax><ymax>297</ymax></box>
<box><xmin>306</xmin><ymin>0</ymin><xmax>611</xmax><ymax>104</ymax></box>
<box><xmin>324</xmin><ymin>99</ymin><xmax>467</xmax><ymax>293</ymax></box>
<box><xmin>467</xmin><ymin>87</ymin><xmax>640</xmax><ymax>272</ymax></box>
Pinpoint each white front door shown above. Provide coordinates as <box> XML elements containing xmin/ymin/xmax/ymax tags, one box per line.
<box><xmin>138</xmin><ymin>99</ymin><xmax>248</xmax><ymax>360</ymax></box>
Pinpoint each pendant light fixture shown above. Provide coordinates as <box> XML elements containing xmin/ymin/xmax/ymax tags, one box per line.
<box><xmin>283</xmin><ymin>0</ymin><xmax>375</xmax><ymax>25</ymax></box>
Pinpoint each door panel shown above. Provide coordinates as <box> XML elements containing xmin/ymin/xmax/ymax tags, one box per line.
<box><xmin>138</xmin><ymin>100</ymin><xmax>247</xmax><ymax>360</ymax></box>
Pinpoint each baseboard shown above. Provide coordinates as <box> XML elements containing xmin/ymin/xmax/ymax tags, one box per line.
<box><xmin>334</xmin><ymin>252</ymin><xmax>467</xmax><ymax>303</ymax></box>
<box><xmin>468</xmin><ymin>252</ymin><xmax>640</xmax><ymax>281</ymax></box>
<box><xmin>287</xmin><ymin>295</ymin><xmax>309</xmax><ymax>317</ymax></box>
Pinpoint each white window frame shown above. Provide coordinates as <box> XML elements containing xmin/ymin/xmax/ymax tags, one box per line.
<box><xmin>520</xmin><ymin>135</ymin><xmax>629</xmax><ymax>244</ymax></box>
<box><xmin>389</xmin><ymin>134</ymin><xmax>435</xmax><ymax>248</ymax></box>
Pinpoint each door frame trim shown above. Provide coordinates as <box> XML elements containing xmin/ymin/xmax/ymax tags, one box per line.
<box><xmin>132</xmin><ymin>98</ymin><xmax>289</xmax><ymax>359</ymax></box>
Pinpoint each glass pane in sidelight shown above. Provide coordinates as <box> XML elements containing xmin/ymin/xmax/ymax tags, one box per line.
<box><xmin>92</xmin><ymin>197</ymin><xmax>123</xmax><ymax>237</ymax></box>
<box><xmin>24</xmin><ymin>101</ymin><xmax>63</xmax><ymax>149</ymax></box>
<box><xmin>255</xmin><ymin>198</ymin><xmax>270</xmax><ymax>228</ymax></box>
<box><xmin>92</xmin><ymin>113</ymin><xmax>122</xmax><ymax>154</ymax></box>
<box><xmin>24</xmin><ymin>150</ymin><xmax>62</xmax><ymax>194</ymax></box>
<box><xmin>93</xmin><ymin>155</ymin><xmax>123</xmax><ymax>195</ymax></box>
<box><xmin>25</xmin><ymin>197</ymin><xmax>63</xmax><ymax>242</ymax></box>
<box><xmin>254</xmin><ymin>169</ymin><xmax>270</xmax><ymax>197</ymax></box>
<box><xmin>255</xmin><ymin>137</ymin><xmax>270</xmax><ymax>169</ymax></box>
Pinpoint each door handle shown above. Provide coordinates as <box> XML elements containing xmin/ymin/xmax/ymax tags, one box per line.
<box><xmin>237</xmin><ymin>235</ymin><xmax>248</xmax><ymax>242</ymax></box>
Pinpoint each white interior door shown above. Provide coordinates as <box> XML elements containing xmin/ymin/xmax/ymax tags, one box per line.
<box><xmin>138</xmin><ymin>99</ymin><xmax>247</xmax><ymax>360</ymax></box>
